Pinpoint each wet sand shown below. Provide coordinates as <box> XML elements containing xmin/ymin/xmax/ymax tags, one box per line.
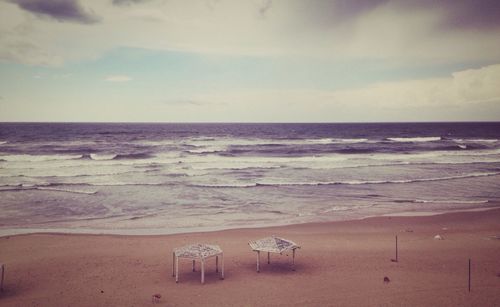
<box><xmin>1</xmin><ymin>208</ymin><xmax>500</xmax><ymax>306</ymax></box>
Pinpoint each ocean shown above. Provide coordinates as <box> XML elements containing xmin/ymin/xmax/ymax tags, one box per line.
<box><xmin>1</xmin><ymin>122</ymin><xmax>499</xmax><ymax>235</ymax></box>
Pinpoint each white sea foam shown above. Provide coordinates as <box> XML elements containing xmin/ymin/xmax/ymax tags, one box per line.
<box><xmin>452</xmin><ymin>138</ymin><xmax>498</xmax><ymax>143</ymax></box>
<box><xmin>89</xmin><ymin>153</ymin><xmax>117</xmax><ymax>160</ymax></box>
<box><xmin>185</xmin><ymin>137</ymin><xmax>372</xmax><ymax>151</ymax></box>
<box><xmin>187</xmin><ymin>146</ymin><xmax>226</xmax><ymax>154</ymax></box>
<box><xmin>133</xmin><ymin>140</ymin><xmax>178</xmax><ymax>146</ymax></box>
<box><xmin>252</xmin><ymin>171</ymin><xmax>500</xmax><ymax>187</ymax></box>
<box><xmin>413</xmin><ymin>199</ymin><xmax>489</xmax><ymax>204</ymax></box>
<box><xmin>467</xmin><ymin>139</ymin><xmax>498</xmax><ymax>143</ymax></box>
<box><xmin>188</xmin><ymin>171</ymin><xmax>500</xmax><ymax>189</ymax></box>
<box><xmin>387</xmin><ymin>137</ymin><xmax>441</xmax><ymax>142</ymax></box>
<box><xmin>323</xmin><ymin>204</ymin><xmax>373</xmax><ymax>213</ymax></box>
<box><xmin>185</xmin><ymin>154</ymin><xmax>348</xmax><ymax>170</ymax></box>
<box><xmin>36</xmin><ymin>187</ymin><xmax>98</xmax><ymax>195</ymax></box>
<box><xmin>0</xmin><ymin>154</ymin><xmax>82</xmax><ymax>162</ymax></box>
<box><xmin>368</xmin><ymin>148</ymin><xmax>500</xmax><ymax>163</ymax></box>
<box><xmin>0</xmin><ymin>141</ymin><xmax>7</xmax><ymax>145</ymax></box>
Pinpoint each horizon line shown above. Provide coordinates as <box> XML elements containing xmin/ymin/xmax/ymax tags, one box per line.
<box><xmin>0</xmin><ymin>120</ymin><xmax>499</xmax><ymax>124</ymax></box>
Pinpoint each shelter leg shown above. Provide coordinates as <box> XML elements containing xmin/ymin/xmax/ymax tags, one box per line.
<box><xmin>216</xmin><ymin>256</ymin><xmax>219</xmax><ymax>273</ymax></box>
<box><xmin>257</xmin><ymin>251</ymin><xmax>260</xmax><ymax>272</ymax></box>
<box><xmin>201</xmin><ymin>259</ymin><xmax>205</xmax><ymax>284</ymax></box>
<box><xmin>172</xmin><ymin>252</ymin><xmax>175</xmax><ymax>277</ymax></box>
<box><xmin>192</xmin><ymin>260</ymin><xmax>195</xmax><ymax>272</ymax></box>
<box><xmin>175</xmin><ymin>256</ymin><xmax>179</xmax><ymax>283</ymax></box>
<box><xmin>221</xmin><ymin>253</ymin><xmax>225</xmax><ymax>280</ymax></box>
<box><xmin>292</xmin><ymin>249</ymin><xmax>296</xmax><ymax>271</ymax></box>
<box><xmin>268</xmin><ymin>252</ymin><xmax>270</xmax><ymax>264</ymax></box>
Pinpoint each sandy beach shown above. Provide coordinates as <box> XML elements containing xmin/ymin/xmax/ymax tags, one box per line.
<box><xmin>1</xmin><ymin>208</ymin><xmax>500</xmax><ymax>306</ymax></box>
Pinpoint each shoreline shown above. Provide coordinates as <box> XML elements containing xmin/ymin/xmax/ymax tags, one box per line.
<box><xmin>1</xmin><ymin>208</ymin><xmax>500</xmax><ymax>306</ymax></box>
<box><xmin>1</xmin><ymin>205</ymin><xmax>499</xmax><ymax>238</ymax></box>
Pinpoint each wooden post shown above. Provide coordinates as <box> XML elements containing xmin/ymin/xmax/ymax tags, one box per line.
<box><xmin>175</xmin><ymin>256</ymin><xmax>179</xmax><ymax>283</ymax></box>
<box><xmin>1</xmin><ymin>264</ymin><xmax>4</xmax><ymax>291</ymax></box>
<box><xmin>267</xmin><ymin>252</ymin><xmax>270</xmax><ymax>264</ymax></box>
<box><xmin>256</xmin><ymin>251</ymin><xmax>260</xmax><ymax>272</ymax></box>
<box><xmin>396</xmin><ymin>235</ymin><xmax>398</xmax><ymax>262</ymax></box>
<box><xmin>192</xmin><ymin>260</ymin><xmax>196</xmax><ymax>272</ymax></box>
<box><xmin>216</xmin><ymin>256</ymin><xmax>219</xmax><ymax>273</ymax></box>
<box><xmin>201</xmin><ymin>259</ymin><xmax>205</xmax><ymax>284</ymax></box>
<box><xmin>172</xmin><ymin>252</ymin><xmax>175</xmax><ymax>277</ymax></box>
<box><xmin>468</xmin><ymin>258</ymin><xmax>471</xmax><ymax>292</ymax></box>
<box><xmin>221</xmin><ymin>253</ymin><xmax>224</xmax><ymax>280</ymax></box>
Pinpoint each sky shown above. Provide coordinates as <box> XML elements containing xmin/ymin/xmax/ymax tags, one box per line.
<box><xmin>0</xmin><ymin>0</ymin><xmax>500</xmax><ymax>122</ymax></box>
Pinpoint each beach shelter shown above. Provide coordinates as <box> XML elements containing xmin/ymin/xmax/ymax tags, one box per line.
<box><xmin>172</xmin><ymin>243</ymin><xmax>224</xmax><ymax>284</ymax></box>
<box><xmin>249</xmin><ymin>236</ymin><xmax>300</xmax><ymax>272</ymax></box>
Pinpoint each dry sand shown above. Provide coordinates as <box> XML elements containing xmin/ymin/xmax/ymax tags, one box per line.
<box><xmin>1</xmin><ymin>209</ymin><xmax>500</xmax><ymax>306</ymax></box>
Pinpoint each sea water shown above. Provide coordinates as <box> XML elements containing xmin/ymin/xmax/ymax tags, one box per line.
<box><xmin>1</xmin><ymin>122</ymin><xmax>499</xmax><ymax>235</ymax></box>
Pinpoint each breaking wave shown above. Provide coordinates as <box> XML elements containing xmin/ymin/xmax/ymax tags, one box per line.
<box><xmin>413</xmin><ymin>199</ymin><xmax>489</xmax><ymax>204</ymax></box>
<box><xmin>89</xmin><ymin>153</ymin><xmax>118</xmax><ymax>160</ymax></box>
<box><xmin>191</xmin><ymin>171</ymin><xmax>500</xmax><ymax>188</ymax></box>
<box><xmin>0</xmin><ymin>154</ymin><xmax>83</xmax><ymax>162</ymax></box>
<box><xmin>36</xmin><ymin>187</ymin><xmax>98</xmax><ymax>195</ymax></box>
<box><xmin>387</xmin><ymin>137</ymin><xmax>442</xmax><ymax>142</ymax></box>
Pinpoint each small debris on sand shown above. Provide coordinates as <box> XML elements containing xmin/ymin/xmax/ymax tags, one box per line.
<box><xmin>434</xmin><ymin>234</ymin><xmax>443</xmax><ymax>240</ymax></box>
<box><xmin>383</xmin><ymin>276</ymin><xmax>390</xmax><ymax>283</ymax></box>
<box><xmin>152</xmin><ymin>293</ymin><xmax>161</xmax><ymax>303</ymax></box>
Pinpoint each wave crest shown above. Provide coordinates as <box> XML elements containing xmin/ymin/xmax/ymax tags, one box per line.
<box><xmin>0</xmin><ymin>154</ymin><xmax>83</xmax><ymax>162</ymax></box>
<box><xmin>387</xmin><ymin>137</ymin><xmax>441</xmax><ymax>142</ymax></box>
<box><xmin>190</xmin><ymin>171</ymin><xmax>500</xmax><ymax>188</ymax></box>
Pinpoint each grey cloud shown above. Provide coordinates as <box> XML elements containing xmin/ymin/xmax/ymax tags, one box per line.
<box><xmin>258</xmin><ymin>0</ymin><xmax>272</xmax><ymax>17</ymax></box>
<box><xmin>296</xmin><ymin>0</ymin><xmax>387</xmax><ymax>27</ymax></box>
<box><xmin>10</xmin><ymin>0</ymin><xmax>100</xmax><ymax>24</ymax></box>
<box><xmin>331</xmin><ymin>0</ymin><xmax>387</xmax><ymax>18</ymax></box>
<box><xmin>295</xmin><ymin>0</ymin><xmax>500</xmax><ymax>30</ymax></box>
<box><xmin>397</xmin><ymin>0</ymin><xmax>500</xmax><ymax>30</ymax></box>
<box><xmin>205</xmin><ymin>0</ymin><xmax>219</xmax><ymax>11</ymax></box>
<box><xmin>442</xmin><ymin>1</ymin><xmax>500</xmax><ymax>29</ymax></box>
<box><xmin>0</xmin><ymin>40</ymin><xmax>63</xmax><ymax>66</ymax></box>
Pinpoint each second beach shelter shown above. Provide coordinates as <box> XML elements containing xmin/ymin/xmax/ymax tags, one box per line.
<box><xmin>249</xmin><ymin>236</ymin><xmax>300</xmax><ymax>272</ymax></box>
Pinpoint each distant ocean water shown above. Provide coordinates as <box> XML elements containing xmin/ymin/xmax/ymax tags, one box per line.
<box><xmin>1</xmin><ymin>122</ymin><xmax>499</xmax><ymax>235</ymax></box>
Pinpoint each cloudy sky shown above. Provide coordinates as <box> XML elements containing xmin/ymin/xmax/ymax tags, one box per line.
<box><xmin>1</xmin><ymin>0</ymin><xmax>500</xmax><ymax>122</ymax></box>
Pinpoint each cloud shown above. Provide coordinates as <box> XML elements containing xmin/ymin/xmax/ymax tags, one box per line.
<box><xmin>9</xmin><ymin>0</ymin><xmax>100</xmax><ymax>24</ymax></box>
<box><xmin>104</xmin><ymin>75</ymin><xmax>132</xmax><ymax>82</ymax></box>
<box><xmin>0</xmin><ymin>40</ymin><xmax>64</xmax><ymax>66</ymax></box>
<box><xmin>1</xmin><ymin>0</ymin><xmax>500</xmax><ymax>67</ymax></box>
<box><xmin>329</xmin><ymin>64</ymin><xmax>500</xmax><ymax>108</ymax></box>
<box><xmin>257</xmin><ymin>0</ymin><xmax>272</xmax><ymax>17</ymax></box>
<box><xmin>160</xmin><ymin>99</ymin><xmax>210</xmax><ymax>106</ymax></box>
<box><xmin>164</xmin><ymin>64</ymin><xmax>500</xmax><ymax>122</ymax></box>
<box><xmin>112</xmin><ymin>0</ymin><xmax>152</xmax><ymax>6</ymax></box>
<box><xmin>400</xmin><ymin>0</ymin><xmax>500</xmax><ymax>30</ymax></box>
